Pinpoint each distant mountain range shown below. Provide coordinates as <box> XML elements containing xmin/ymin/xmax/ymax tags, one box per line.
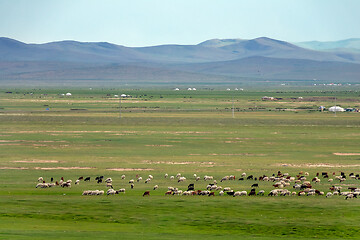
<box><xmin>1</xmin><ymin>37</ymin><xmax>360</xmax><ymax>85</ymax></box>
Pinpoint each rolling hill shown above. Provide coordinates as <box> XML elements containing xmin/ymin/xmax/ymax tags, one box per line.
<box><xmin>1</xmin><ymin>37</ymin><xmax>360</xmax><ymax>85</ymax></box>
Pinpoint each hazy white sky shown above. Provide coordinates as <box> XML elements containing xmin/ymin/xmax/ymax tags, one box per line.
<box><xmin>0</xmin><ymin>0</ymin><xmax>359</xmax><ymax>46</ymax></box>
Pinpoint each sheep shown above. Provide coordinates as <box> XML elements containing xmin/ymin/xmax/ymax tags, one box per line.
<box><xmin>145</xmin><ymin>178</ymin><xmax>151</xmax><ymax>183</ymax></box>
<box><xmin>221</xmin><ymin>176</ymin><xmax>229</xmax><ymax>182</ymax></box>
<box><xmin>36</xmin><ymin>183</ymin><xmax>47</xmax><ymax>188</ymax></box>
<box><xmin>153</xmin><ymin>185</ymin><xmax>158</xmax><ymax>190</ymax></box>
<box><xmin>75</xmin><ymin>179</ymin><xmax>80</xmax><ymax>185</ymax></box>
<box><xmin>193</xmin><ymin>173</ymin><xmax>197</xmax><ymax>178</ymax></box>
<box><xmin>137</xmin><ymin>177</ymin><xmax>143</xmax><ymax>182</ymax></box>
<box><xmin>170</xmin><ymin>176</ymin><xmax>175</xmax><ymax>180</ymax></box>
<box><xmin>328</xmin><ymin>179</ymin><xmax>333</xmax><ymax>182</ymax></box>
<box><xmin>105</xmin><ymin>178</ymin><xmax>112</xmax><ymax>183</ymax></box>
<box><xmin>298</xmin><ymin>191</ymin><xmax>306</xmax><ymax>196</ymax></box>
<box><xmin>82</xmin><ymin>190</ymin><xmax>91</xmax><ymax>195</ymax></box>
<box><xmin>257</xmin><ymin>190</ymin><xmax>265</xmax><ymax>196</ymax></box>
<box><xmin>129</xmin><ymin>179</ymin><xmax>134</xmax><ymax>184</ymax></box>
<box><xmin>106</xmin><ymin>182</ymin><xmax>113</xmax><ymax>188</ymax></box>
<box><xmin>164</xmin><ymin>173</ymin><xmax>168</xmax><ymax>178</ymax></box>
<box><xmin>233</xmin><ymin>191</ymin><xmax>247</xmax><ymax>197</ymax></box>
<box><xmin>84</xmin><ymin>177</ymin><xmax>91</xmax><ymax>181</ymax></box>
<box><xmin>326</xmin><ymin>192</ymin><xmax>333</xmax><ymax>198</ymax></box>
<box><xmin>148</xmin><ymin>175</ymin><xmax>153</xmax><ymax>179</ymax></box>
<box><xmin>130</xmin><ymin>183</ymin><xmax>134</xmax><ymax>189</ymax></box>
<box><xmin>121</xmin><ymin>175</ymin><xmax>126</xmax><ymax>180</ymax></box>
<box><xmin>345</xmin><ymin>193</ymin><xmax>354</xmax><ymax>200</ymax></box>
<box><xmin>241</xmin><ymin>172</ymin><xmax>246</xmax><ymax>177</ymax></box>
<box><xmin>196</xmin><ymin>177</ymin><xmax>200</xmax><ymax>181</ymax></box>
<box><xmin>61</xmin><ymin>182</ymin><xmax>71</xmax><ymax>188</ymax></box>
<box><xmin>204</xmin><ymin>175</ymin><xmax>213</xmax><ymax>181</ymax></box>
<box><xmin>37</xmin><ymin>177</ymin><xmax>43</xmax><ymax>182</ymax></box>
<box><xmin>143</xmin><ymin>191</ymin><xmax>150</xmax><ymax>196</ymax></box>
<box><xmin>178</xmin><ymin>177</ymin><xmax>186</xmax><ymax>182</ymax></box>
<box><xmin>118</xmin><ymin>188</ymin><xmax>126</xmax><ymax>193</ymax></box>
<box><xmin>176</xmin><ymin>173</ymin><xmax>181</xmax><ymax>178</ymax></box>
<box><xmin>107</xmin><ymin>189</ymin><xmax>117</xmax><ymax>195</ymax></box>
<box><xmin>223</xmin><ymin>187</ymin><xmax>232</xmax><ymax>192</ymax></box>
<box><xmin>219</xmin><ymin>191</ymin><xmax>224</xmax><ymax>196</ymax></box>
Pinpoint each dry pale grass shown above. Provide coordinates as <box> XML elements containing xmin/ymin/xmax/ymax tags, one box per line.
<box><xmin>33</xmin><ymin>167</ymin><xmax>95</xmax><ymax>170</ymax></box>
<box><xmin>142</xmin><ymin>160</ymin><xmax>215</xmax><ymax>165</ymax></box>
<box><xmin>0</xmin><ymin>167</ymin><xmax>28</xmax><ymax>170</ymax></box>
<box><xmin>276</xmin><ymin>163</ymin><xmax>360</xmax><ymax>168</ymax></box>
<box><xmin>12</xmin><ymin>160</ymin><xmax>59</xmax><ymax>163</ymax></box>
<box><xmin>107</xmin><ymin>168</ymin><xmax>154</xmax><ymax>171</ymax></box>
<box><xmin>333</xmin><ymin>153</ymin><xmax>360</xmax><ymax>156</ymax></box>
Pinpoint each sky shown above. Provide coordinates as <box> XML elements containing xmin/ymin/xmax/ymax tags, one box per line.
<box><xmin>0</xmin><ymin>0</ymin><xmax>359</xmax><ymax>47</ymax></box>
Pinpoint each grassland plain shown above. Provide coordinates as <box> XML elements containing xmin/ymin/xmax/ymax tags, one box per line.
<box><xmin>1</xmin><ymin>88</ymin><xmax>360</xmax><ymax>239</ymax></box>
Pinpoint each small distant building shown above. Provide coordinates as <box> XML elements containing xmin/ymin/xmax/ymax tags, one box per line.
<box><xmin>262</xmin><ymin>96</ymin><xmax>274</xmax><ymax>101</ymax></box>
<box><xmin>114</xmin><ymin>95</ymin><xmax>119</xmax><ymax>97</ymax></box>
<box><xmin>187</xmin><ymin>88</ymin><xmax>192</xmax><ymax>91</ymax></box>
<box><xmin>66</xmin><ymin>92</ymin><xmax>72</xmax><ymax>96</ymax></box>
<box><xmin>192</xmin><ymin>88</ymin><xmax>196</xmax><ymax>91</ymax></box>
<box><xmin>120</xmin><ymin>94</ymin><xmax>127</xmax><ymax>97</ymax></box>
<box><xmin>226</xmin><ymin>88</ymin><xmax>231</xmax><ymax>91</ymax></box>
<box><xmin>234</xmin><ymin>88</ymin><xmax>239</xmax><ymax>91</ymax></box>
<box><xmin>328</xmin><ymin>106</ymin><xmax>345</xmax><ymax>112</ymax></box>
<box><xmin>174</xmin><ymin>88</ymin><xmax>180</xmax><ymax>91</ymax></box>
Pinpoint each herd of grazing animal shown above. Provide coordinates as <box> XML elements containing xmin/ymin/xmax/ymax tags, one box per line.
<box><xmin>35</xmin><ymin>170</ymin><xmax>360</xmax><ymax>200</ymax></box>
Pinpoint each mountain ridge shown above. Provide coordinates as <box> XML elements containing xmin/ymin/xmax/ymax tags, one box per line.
<box><xmin>1</xmin><ymin>37</ymin><xmax>360</xmax><ymax>85</ymax></box>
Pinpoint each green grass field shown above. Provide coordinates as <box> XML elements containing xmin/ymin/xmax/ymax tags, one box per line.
<box><xmin>1</xmin><ymin>88</ymin><xmax>360</xmax><ymax>239</ymax></box>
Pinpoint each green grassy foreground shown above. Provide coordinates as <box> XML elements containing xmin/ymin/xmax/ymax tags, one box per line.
<box><xmin>1</xmin><ymin>89</ymin><xmax>360</xmax><ymax>239</ymax></box>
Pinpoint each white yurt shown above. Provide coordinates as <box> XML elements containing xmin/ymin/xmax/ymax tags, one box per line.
<box><xmin>328</xmin><ymin>106</ymin><xmax>345</xmax><ymax>112</ymax></box>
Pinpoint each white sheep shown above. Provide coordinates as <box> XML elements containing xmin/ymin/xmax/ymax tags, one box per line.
<box><xmin>204</xmin><ymin>175</ymin><xmax>213</xmax><ymax>181</ymax></box>
<box><xmin>221</xmin><ymin>176</ymin><xmax>229</xmax><ymax>182</ymax></box>
<box><xmin>129</xmin><ymin>179</ymin><xmax>134</xmax><ymax>184</ymax></box>
<box><xmin>75</xmin><ymin>180</ymin><xmax>80</xmax><ymax>185</ymax></box>
<box><xmin>105</xmin><ymin>178</ymin><xmax>112</xmax><ymax>183</ymax></box>
<box><xmin>153</xmin><ymin>185</ymin><xmax>158</xmax><ymax>190</ymax></box>
<box><xmin>148</xmin><ymin>175</ymin><xmax>153</xmax><ymax>179</ymax></box>
<box><xmin>137</xmin><ymin>177</ymin><xmax>142</xmax><ymax>182</ymax></box>
<box><xmin>170</xmin><ymin>176</ymin><xmax>175</xmax><ymax>180</ymax></box>
<box><xmin>176</xmin><ymin>173</ymin><xmax>181</xmax><ymax>178</ymax></box>
<box><xmin>178</xmin><ymin>177</ymin><xmax>186</xmax><ymax>182</ymax></box>
<box><xmin>38</xmin><ymin>177</ymin><xmax>43</xmax><ymax>182</ymax></box>
<box><xmin>326</xmin><ymin>192</ymin><xmax>333</xmax><ymax>198</ymax></box>
<box><xmin>219</xmin><ymin>191</ymin><xmax>224</xmax><ymax>196</ymax></box>
<box><xmin>121</xmin><ymin>175</ymin><xmax>126</xmax><ymax>180</ymax></box>
<box><xmin>164</xmin><ymin>173</ymin><xmax>168</xmax><ymax>178</ymax></box>
<box><xmin>118</xmin><ymin>188</ymin><xmax>126</xmax><ymax>193</ymax></box>
<box><xmin>107</xmin><ymin>189</ymin><xmax>117</xmax><ymax>195</ymax></box>
<box><xmin>257</xmin><ymin>190</ymin><xmax>265</xmax><ymax>196</ymax></box>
